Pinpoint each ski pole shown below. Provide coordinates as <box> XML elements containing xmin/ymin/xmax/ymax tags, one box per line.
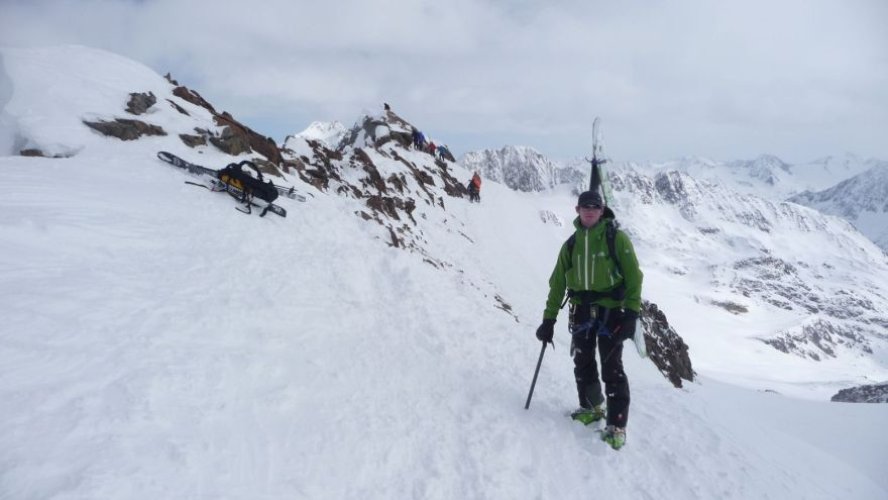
<box><xmin>524</xmin><ymin>341</ymin><xmax>549</xmax><ymax>409</ymax></box>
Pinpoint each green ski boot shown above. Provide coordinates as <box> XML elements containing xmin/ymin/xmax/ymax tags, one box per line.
<box><xmin>601</xmin><ymin>425</ymin><xmax>626</xmax><ymax>450</ymax></box>
<box><xmin>570</xmin><ymin>405</ymin><xmax>605</xmax><ymax>426</ymax></box>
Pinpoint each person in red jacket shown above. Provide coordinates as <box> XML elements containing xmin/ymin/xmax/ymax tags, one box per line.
<box><xmin>467</xmin><ymin>172</ymin><xmax>482</xmax><ymax>202</ymax></box>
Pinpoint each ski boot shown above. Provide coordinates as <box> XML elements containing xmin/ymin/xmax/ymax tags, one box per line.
<box><xmin>601</xmin><ymin>425</ymin><xmax>626</xmax><ymax>450</ymax></box>
<box><xmin>570</xmin><ymin>405</ymin><xmax>605</xmax><ymax>426</ymax></box>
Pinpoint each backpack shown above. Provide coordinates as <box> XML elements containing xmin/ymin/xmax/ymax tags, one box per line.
<box><xmin>217</xmin><ymin>160</ymin><xmax>279</xmax><ymax>204</ymax></box>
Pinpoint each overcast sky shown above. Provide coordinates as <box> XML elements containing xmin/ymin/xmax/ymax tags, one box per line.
<box><xmin>2</xmin><ymin>0</ymin><xmax>886</xmax><ymax>162</ymax></box>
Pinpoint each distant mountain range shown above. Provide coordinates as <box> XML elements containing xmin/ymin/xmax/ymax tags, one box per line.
<box><xmin>459</xmin><ymin>146</ymin><xmax>560</xmax><ymax>192</ymax></box>
<box><xmin>789</xmin><ymin>163</ymin><xmax>888</xmax><ymax>252</ymax></box>
<box><xmin>461</xmin><ymin>145</ymin><xmax>888</xmax><ymax>252</ymax></box>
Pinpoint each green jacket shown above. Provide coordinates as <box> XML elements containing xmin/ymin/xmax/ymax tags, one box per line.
<box><xmin>543</xmin><ymin>216</ymin><xmax>643</xmax><ymax>320</ymax></box>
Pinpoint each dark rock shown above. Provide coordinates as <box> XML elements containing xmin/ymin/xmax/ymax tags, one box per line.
<box><xmin>125</xmin><ymin>91</ymin><xmax>156</xmax><ymax>115</ymax></box>
<box><xmin>172</xmin><ymin>85</ymin><xmax>216</xmax><ymax>114</ymax></box>
<box><xmin>209</xmin><ymin>126</ymin><xmax>251</xmax><ymax>156</ymax></box>
<box><xmin>640</xmin><ymin>301</ymin><xmax>695</xmax><ymax>388</ymax></box>
<box><xmin>711</xmin><ymin>300</ymin><xmax>749</xmax><ymax>314</ymax></box>
<box><xmin>354</xmin><ymin>148</ymin><xmax>387</xmax><ymax>193</ymax></box>
<box><xmin>179</xmin><ymin>133</ymin><xmax>207</xmax><ymax>148</ymax></box>
<box><xmin>213</xmin><ymin>112</ymin><xmax>283</xmax><ymax>166</ymax></box>
<box><xmin>83</xmin><ymin>118</ymin><xmax>166</xmax><ymax>141</ymax></box>
<box><xmin>250</xmin><ymin>157</ymin><xmax>284</xmax><ymax>178</ymax></box>
<box><xmin>19</xmin><ymin>148</ymin><xmax>74</xmax><ymax>158</ymax></box>
<box><xmin>831</xmin><ymin>383</ymin><xmax>888</xmax><ymax>403</ymax></box>
<box><xmin>166</xmin><ymin>99</ymin><xmax>190</xmax><ymax>116</ymax></box>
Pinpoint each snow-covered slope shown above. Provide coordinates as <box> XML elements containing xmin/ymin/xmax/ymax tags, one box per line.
<box><xmin>789</xmin><ymin>163</ymin><xmax>888</xmax><ymax>252</ymax></box>
<box><xmin>0</xmin><ymin>45</ymin><xmax>218</xmax><ymax>158</ymax></box>
<box><xmin>2</xmin><ymin>45</ymin><xmax>887</xmax><ymax>499</ymax></box>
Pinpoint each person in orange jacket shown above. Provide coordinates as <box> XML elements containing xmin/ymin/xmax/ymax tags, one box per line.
<box><xmin>467</xmin><ymin>171</ymin><xmax>482</xmax><ymax>203</ymax></box>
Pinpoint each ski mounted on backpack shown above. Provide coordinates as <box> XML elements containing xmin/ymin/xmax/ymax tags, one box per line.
<box><xmin>565</xmin><ymin>116</ymin><xmax>622</xmax><ymax>297</ymax></box>
<box><xmin>156</xmin><ymin>151</ymin><xmax>306</xmax><ymax>218</ymax></box>
<box><xmin>572</xmin><ymin>118</ymin><xmax>647</xmax><ymax>359</ymax></box>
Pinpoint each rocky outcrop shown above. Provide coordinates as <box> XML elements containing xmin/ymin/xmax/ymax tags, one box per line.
<box><xmin>172</xmin><ymin>85</ymin><xmax>217</xmax><ymax>114</ymax></box>
<box><xmin>125</xmin><ymin>91</ymin><xmax>156</xmax><ymax>115</ymax></box>
<box><xmin>166</xmin><ymin>99</ymin><xmax>189</xmax><ymax>116</ymax></box>
<box><xmin>83</xmin><ymin>118</ymin><xmax>166</xmax><ymax>141</ymax></box>
<box><xmin>831</xmin><ymin>383</ymin><xmax>888</xmax><ymax>403</ymax></box>
<box><xmin>208</xmin><ymin>125</ymin><xmax>251</xmax><ymax>156</ymax></box>
<box><xmin>640</xmin><ymin>301</ymin><xmax>695</xmax><ymax>388</ymax></box>
<box><xmin>213</xmin><ymin>111</ymin><xmax>282</xmax><ymax>165</ymax></box>
<box><xmin>179</xmin><ymin>133</ymin><xmax>207</xmax><ymax>148</ymax></box>
<box><xmin>282</xmin><ymin>106</ymin><xmax>467</xmax><ymax>256</ymax></box>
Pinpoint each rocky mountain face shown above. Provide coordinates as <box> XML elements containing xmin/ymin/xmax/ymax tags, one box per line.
<box><xmin>459</xmin><ymin>145</ymin><xmax>559</xmax><ymax>192</ymax></box>
<box><xmin>788</xmin><ymin>163</ymin><xmax>888</xmax><ymax>252</ymax></box>
<box><xmin>279</xmin><ymin>107</ymin><xmax>470</xmax><ymax>258</ymax></box>
<box><xmin>611</xmin><ymin>168</ymin><xmax>888</xmax><ymax>364</ymax></box>
<box><xmin>830</xmin><ymin>382</ymin><xmax>888</xmax><ymax>403</ymax></box>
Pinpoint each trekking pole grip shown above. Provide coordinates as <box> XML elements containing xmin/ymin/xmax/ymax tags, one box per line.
<box><xmin>524</xmin><ymin>341</ymin><xmax>548</xmax><ymax>409</ymax></box>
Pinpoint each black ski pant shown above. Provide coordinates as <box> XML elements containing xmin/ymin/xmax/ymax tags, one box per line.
<box><xmin>569</xmin><ymin>304</ymin><xmax>630</xmax><ymax>428</ymax></box>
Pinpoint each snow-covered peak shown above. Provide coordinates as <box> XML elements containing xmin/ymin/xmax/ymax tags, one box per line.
<box><xmin>728</xmin><ymin>154</ymin><xmax>793</xmax><ymax>185</ymax></box>
<box><xmin>459</xmin><ymin>145</ymin><xmax>559</xmax><ymax>192</ymax></box>
<box><xmin>284</xmin><ymin>120</ymin><xmax>347</xmax><ymax>149</ymax></box>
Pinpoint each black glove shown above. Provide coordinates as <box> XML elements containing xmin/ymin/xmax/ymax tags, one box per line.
<box><xmin>614</xmin><ymin>310</ymin><xmax>639</xmax><ymax>342</ymax></box>
<box><xmin>536</xmin><ymin>319</ymin><xmax>556</xmax><ymax>343</ymax></box>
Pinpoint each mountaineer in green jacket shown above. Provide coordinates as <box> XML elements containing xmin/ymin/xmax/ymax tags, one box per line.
<box><xmin>535</xmin><ymin>190</ymin><xmax>643</xmax><ymax>450</ymax></box>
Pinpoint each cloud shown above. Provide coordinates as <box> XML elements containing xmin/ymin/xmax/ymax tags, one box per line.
<box><xmin>1</xmin><ymin>0</ymin><xmax>886</xmax><ymax>162</ymax></box>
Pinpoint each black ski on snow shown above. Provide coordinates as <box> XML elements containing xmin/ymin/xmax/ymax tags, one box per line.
<box><xmin>156</xmin><ymin>151</ymin><xmax>304</xmax><ymax>218</ymax></box>
<box><xmin>156</xmin><ymin>151</ymin><xmax>307</xmax><ymax>201</ymax></box>
<box><xmin>157</xmin><ymin>151</ymin><xmax>218</xmax><ymax>177</ymax></box>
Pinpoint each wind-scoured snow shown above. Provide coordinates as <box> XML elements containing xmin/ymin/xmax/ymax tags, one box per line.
<box><xmin>1</xmin><ymin>45</ymin><xmax>887</xmax><ymax>499</ymax></box>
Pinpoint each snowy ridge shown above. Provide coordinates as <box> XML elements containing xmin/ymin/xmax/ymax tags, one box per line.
<box><xmin>1</xmin><ymin>45</ymin><xmax>887</xmax><ymax>499</ymax></box>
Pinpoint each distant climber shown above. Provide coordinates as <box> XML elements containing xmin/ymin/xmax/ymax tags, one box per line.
<box><xmin>436</xmin><ymin>144</ymin><xmax>454</xmax><ymax>162</ymax></box>
<box><xmin>467</xmin><ymin>171</ymin><xmax>482</xmax><ymax>203</ymax></box>
<box><xmin>411</xmin><ymin>128</ymin><xmax>426</xmax><ymax>150</ymax></box>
